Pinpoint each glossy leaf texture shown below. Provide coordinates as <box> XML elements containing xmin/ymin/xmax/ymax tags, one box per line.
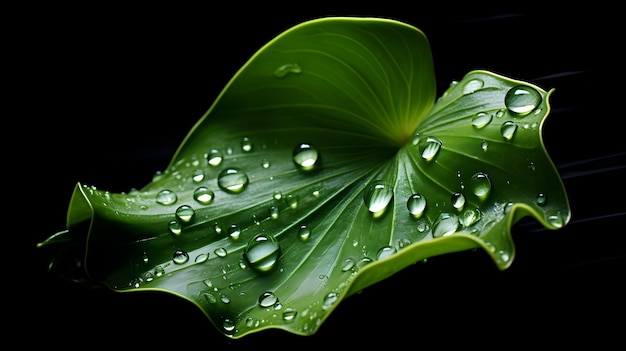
<box><xmin>38</xmin><ymin>17</ymin><xmax>570</xmax><ymax>338</ymax></box>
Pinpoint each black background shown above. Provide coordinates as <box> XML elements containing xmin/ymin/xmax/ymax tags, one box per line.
<box><xmin>13</xmin><ymin>4</ymin><xmax>624</xmax><ymax>349</ymax></box>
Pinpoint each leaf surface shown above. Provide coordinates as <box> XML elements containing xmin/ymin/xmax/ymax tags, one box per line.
<box><xmin>39</xmin><ymin>17</ymin><xmax>570</xmax><ymax>338</ymax></box>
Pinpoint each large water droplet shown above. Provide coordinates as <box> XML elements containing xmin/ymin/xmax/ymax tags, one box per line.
<box><xmin>274</xmin><ymin>63</ymin><xmax>301</xmax><ymax>78</ymax></box>
<box><xmin>432</xmin><ymin>213</ymin><xmax>459</xmax><ymax>237</ymax></box>
<box><xmin>194</xmin><ymin>187</ymin><xmax>215</xmax><ymax>205</ymax></box>
<box><xmin>156</xmin><ymin>189</ymin><xmax>177</xmax><ymax>206</ymax></box>
<box><xmin>218</xmin><ymin>168</ymin><xmax>249</xmax><ymax>194</ymax></box>
<box><xmin>470</xmin><ymin>172</ymin><xmax>491</xmax><ymax>199</ymax></box>
<box><xmin>207</xmin><ymin>149</ymin><xmax>224</xmax><ymax>167</ymax></box>
<box><xmin>176</xmin><ymin>205</ymin><xmax>195</xmax><ymax>223</ymax></box>
<box><xmin>243</xmin><ymin>234</ymin><xmax>281</xmax><ymax>273</ymax></box>
<box><xmin>460</xmin><ymin>207</ymin><xmax>482</xmax><ymax>227</ymax></box>
<box><xmin>172</xmin><ymin>249</ymin><xmax>189</xmax><ymax>264</ymax></box>
<box><xmin>293</xmin><ymin>143</ymin><xmax>319</xmax><ymax>171</ymax></box>
<box><xmin>419</xmin><ymin>136</ymin><xmax>442</xmax><ymax>161</ymax></box>
<box><xmin>501</xmin><ymin>121</ymin><xmax>518</xmax><ymax>141</ymax></box>
<box><xmin>258</xmin><ymin>291</ymin><xmax>278</xmax><ymax>308</ymax></box>
<box><xmin>407</xmin><ymin>193</ymin><xmax>427</xmax><ymax>217</ymax></box>
<box><xmin>363</xmin><ymin>181</ymin><xmax>394</xmax><ymax>215</ymax></box>
<box><xmin>505</xmin><ymin>85</ymin><xmax>542</xmax><ymax>116</ymax></box>
<box><xmin>471</xmin><ymin>112</ymin><xmax>492</xmax><ymax>129</ymax></box>
<box><xmin>462</xmin><ymin>78</ymin><xmax>484</xmax><ymax>94</ymax></box>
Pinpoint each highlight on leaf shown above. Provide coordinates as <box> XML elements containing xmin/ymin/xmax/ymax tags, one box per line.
<box><xmin>37</xmin><ymin>16</ymin><xmax>570</xmax><ymax>339</ymax></box>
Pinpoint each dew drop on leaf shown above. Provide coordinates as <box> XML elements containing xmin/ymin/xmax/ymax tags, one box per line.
<box><xmin>470</xmin><ymin>172</ymin><xmax>491</xmax><ymax>199</ymax></box>
<box><xmin>500</xmin><ymin>121</ymin><xmax>518</xmax><ymax>141</ymax></box>
<box><xmin>258</xmin><ymin>291</ymin><xmax>279</xmax><ymax>308</ymax></box>
<box><xmin>432</xmin><ymin>213</ymin><xmax>459</xmax><ymax>238</ymax></box>
<box><xmin>172</xmin><ymin>249</ymin><xmax>189</xmax><ymax>264</ymax></box>
<box><xmin>282</xmin><ymin>308</ymin><xmax>297</xmax><ymax>321</ymax></box>
<box><xmin>298</xmin><ymin>224</ymin><xmax>311</xmax><ymax>241</ymax></box>
<box><xmin>462</xmin><ymin>78</ymin><xmax>484</xmax><ymax>94</ymax></box>
<box><xmin>241</xmin><ymin>136</ymin><xmax>253</xmax><ymax>152</ymax></box>
<box><xmin>471</xmin><ymin>112</ymin><xmax>492</xmax><ymax>129</ymax></box>
<box><xmin>505</xmin><ymin>85</ymin><xmax>542</xmax><ymax>116</ymax></box>
<box><xmin>292</xmin><ymin>143</ymin><xmax>319</xmax><ymax>171</ymax></box>
<box><xmin>175</xmin><ymin>205</ymin><xmax>195</xmax><ymax>223</ymax></box>
<box><xmin>274</xmin><ymin>63</ymin><xmax>302</xmax><ymax>78</ymax></box>
<box><xmin>418</xmin><ymin>136</ymin><xmax>442</xmax><ymax>161</ymax></box>
<box><xmin>192</xmin><ymin>169</ymin><xmax>205</xmax><ymax>183</ymax></box>
<box><xmin>218</xmin><ymin>168</ymin><xmax>249</xmax><ymax>194</ymax></box>
<box><xmin>168</xmin><ymin>219</ymin><xmax>182</xmax><ymax>236</ymax></box>
<box><xmin>207</xmin><ymin>149</ymin><xmax>224</xmax><ymax>167</ymax></box>
<box><xmin>228</xmin><ymin>224</ymin><xmax>241</xmax><ymax>240</ymax></box>
<box><xmin>376</xmin><ymin>246</ymin><xmax>397</xmax><ymax>260</ymax></box>
<box><xmin>156</xmin><ymin>189</ymin><xmax>177</xmax><ymax>205</ymax></box>
<box><xmin>243</xmin><ymin>234</ymin><xmax>281</xmax><ymax>273</ymax></box>
<box><xmin>407</xmin><ymin>193</ymin><xmax>427</xmax><ymax>217</ymax></box>
<box><xmin>193</xmin><ymin>187</ymin><xmax>215</xmax><ymax>205</ymax></box>
<box><xmin>363</xmin><ymin>181</ymin><xmax>394</xmax><ymax>215</ymax></box>
<box><xmin>451</xmin><ymin>192</ymin><xmax>465</xmax><ymax>211</ymax></box>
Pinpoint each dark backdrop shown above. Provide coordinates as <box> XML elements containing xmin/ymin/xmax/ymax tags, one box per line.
<box><xmin>15</xmin><ymin>4</ymin><xmax>623</xmax><ymax>349</ymax></box>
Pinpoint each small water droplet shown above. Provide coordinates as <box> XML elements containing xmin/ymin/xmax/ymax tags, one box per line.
<box><xmin>363</xmin><ymin>181</ymin><xmax>394</xmax><ymax>216</ymax></box>
<box><xmin>274</xmin><ymin>63</ymin><xmax>302</xmax><ymax>78</ymax></box>
<box><xmin>204</xmin><ymin>293</ymin><xmax>217</xmax><ymax>304</ymax></box>
<box><xmin>172</xmin><ymin>249</ymin><xmax>189</xmax><ymax>264</ymax></box>
<box><xmin>243</xmin><ymin>234</ymin><xmax>281</xmax><ymax>273</ymax></box>
<box><xmin>258</xmin><ymin>291</ymin><xmax>278</xmax><ymax>308</ymax></box>
<box><xmin>156</xmin><ymin>189</ymin><xmax>177</xmax><ymax>206</ymax></box>
<box><xmin>154</xmin><ymin>266</ymin><xmax>165</xmax><ymax>277</ymax></box>
<box><xmin>228</xmin><ymin>224</ymin><xmax>241</xmax><ymax>240</ymax></box>
<box><xmin>282</xmin><ymin>308</ymin><xmax>297</xmax><ymax>321</ymax></box>
<box><xmin>261</xmin><ymin>158</ymin><xmax>270</xmax><ymax>168</ymax></box>
<box><xmin>218</xmin><ymin>168</ymin><xmax>249</xmax><ymax>194</ymax></box>
<box><xmin>407</xmin><ymin>193</ymin><xmax>427</xmax><ymax>217</ymax></box>
<box><xmin>460</xmin><ymin>207</ymin><xmax>482</xmax><ymax>227</ymax></box>
<box><xmin>241</xmin><ymin>136</ymin><xmax>253</xmax><ymax>152</ymax></box>
<box><xmin>432</xmin><ymin>213</ymin><xmax>459</xmax><ymax>237</ymax></box>
<box><xmin>341</xmin><ymin>258</ymin><xmax>355</xmax><ymax>272</ymax></box>
<box><xmin>286</xmin><ymin>194</ymin><xmax>298</xmax><ymax>209</ymax></box>
<box><xmin>195</xmin><ymin>253</ymin><xmax>209</xmax><ymax>263</ymax></box>
<box><xmin>214</xmin><ymin>247</ymin><xmax>228</xmax><ymax>257</ymax></box>
<box><xmin>168</xmin><ymin>219</ymin><xmax>182</xmax><ymax>236</ymax></box>
<box><xmin>192</xmin><ymin>169</ymin><xmax>205</xmax><ymax>183</ymax></box>
<box><xmin>470</xmin><ymin>171</ymin><xmax>491</xmax><ymax>199</ymax></box>
<box><xmin>462</xmin><ymin>78</ymin><xmax>484</xmax><ymax>94</ymax></box>
<box><xmin>293</xmin><ymin>143</ymin><xmax>319</xmax><ymax>171</ymax></box>
<box><xmin>536</xmin><ymin>193</ymin><xmax>547</xmax><ymax>206</ymax></box>
<box><xmin>207</xmin><ymin>149</ymin><xmax>224</xmax><ymax>167</ymax></box>
<box><xmin>505</xmin><ymin>85</ymin><xmax>542</xmax><ymax>116</ymax></box>
<box><xmin>194</xmin><ymin>187</ymin><xmax>215</xmax><ymax>205</ymax></box>
<box><xmin>471</xmin><ymin>112</ymin><xmax>492</xmax><ymax>129</ymax></box>
<box><xmin>175</xmin><ymin>205</ymin><xmax>195</xmax><ymax>223</ymax></box>
<box><xmin>323</xmin><ymin>292</ymin><xmax>339</xmax><ymax>310</ymax></box>
<box><xmin>451</xmin><ymin>192</ymin><xmax>465</xmax><ymax>211</ymax></box>
<box><xmin>501</xmin><ymin>121</ymin><xmax>518</xmax><ymax>141</ymax></box>
<box><xmin>546</xmin><ymin>210</ymin><xmax>564</xmax><ymax>228</ymax></box>
<box><xmin>481</xmin><ymin>140</ymin><xmax>489</xmax><ymax>151</ymax></box>
<box><xmin>419</xmin><ymin>136</ymin><xmax>442</xmax><ymax>161</ymax></box>
<box><xmin>298</xmin><ymin>225</ymin><xmax>311</xmax><ymax>241</ymax></box>
<box><xmin>222</xmin><ymin>318</ymin><xmax>235</xmax><ymax>332</ymax></box>
<box><xmin>269</xmin><ymin>205</ymin><xmax>279</xmax><ymax>219</ymax></box>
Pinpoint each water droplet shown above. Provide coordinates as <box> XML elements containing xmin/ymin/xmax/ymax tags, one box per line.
<box><xmin>282</xmin><ymin>308</ymin><xmax>297</xmax><ymax>321</ymax></box>
<box><xmin>505</xmin><ymin>85</ymin><xmax>542</xmax><ymax>116</ymax></box>
<box><xmin>220</xmin><ymin>294</ymin><xmax>230</xmax><ymax>304</ymax></box>
<box><xmin>462</xmin><ymin>78</ymin><xmax>484</xmax><ymax>94</ymax></box>
<box><xmin>407</xmin><ymin>193</ymin><xmax>426</xmax><ymax>217</ymax></box>
<box><xmin>156</xmin><ymin>189</ymin><xmax>177</xmax><ymax>205</ymax></box>
<box><xmin>168</xmin><ymin>219</ymin><xmax>182</xmax><ymax>236</ymax></box>
<box><xmin>269</xmin><ymin>205</ymin><xmax>279</xmax><ymax>219</ymax></box>
<box><xmin>323</xmin><ymin>292</ymin><xmax>339</xmax><ymax>310</ymax></box>
<box><xmin>536</xmin><ymin>193</ymin><xmax>547</xmax><ymax>206</ymax></box>
<box><xmin>218</xmin><ymin>168</ymin><xmax>249</xmax><ymax>194</ymax></box>
<box><xmin>432</xmin><ymin>213</ymin><xmax>459</xmax><ymax>237</ymax></box>
<box><xmin>214</xmin><ymin>247</ymin><xmax>227</xmax><ymax>257</ymax></box>
<box><xmin>471</xmin><ymin>112</ymin><xmax>492</xmax><ymax>129</ymax></box>
<box><xmin>298</xmin><ymin>225</ymin><xmax>311</xmax><ymax>241</ymax></box>
<box><xmin>273</xmin><ymin>191</ymin><xmax>282</xmax><ymax>200</ymax></box>
<box><xmin>204</xmin><ymin>293</ymin><xmax>217</xmax><ymax>304</ymax></box>
<box><xmin>258</xmin><ymin>291</ymin><xmax>278</xmax><ymax>308</ymax></box>
<box><xmin>243</xmin><ymin>234</ymin><xmax>281</xmax><ymax>273</ymax></box>
<box><xmin>207</xmin><ymin>149</ymin><xmax>223</xmax><ymax>167</ymax></box>
<box><xmin>154</xmin><ymin>266</ymin><xmax>165</xmax><ymax>277</ymax></box>
<box><xmin>194</xmin><ymin>187</ymin><xmax>215</xmax><ymax>205</ymax></box>
<box><xmin>481</xmin><ymin>140</ymin><xmax>489</xmax><ymax>151</ymax></box>
<box><xmin>274</xmin><ymin>63</ymin><xmax>301</xmax><ymax>78</ymax></box>
<box><xmin>470</xmin><ymin>171</ymin><xmax>491</xmax><ymax>199</ymax></box>
<box><xmin>376</xmin><ymin>246</ymin><xmax>397</xmax><ymax>260</ymax></box>
<box><xmin>222</xmin><ymin>318</ymin><xmax>235</xmax><ymax>332</ymax></box>
<box><xmin>286</xmin><ymin>194</ymin><xmax>298</xmax><ymax>209</ymax></box>
<box><xmin>451</xmin><ymin>192</ymin><xmax>465</xmax><ymax>211</ymax></box>
<box><xmin>500</xmin><ymin>121</ymin><xmax>518</xmax><ymax>141</ymax></box>
<box><xmin>175</xmin><ymin>205</ymin><xmax>195</xmax><ymax>223</ymax></box>
<box><xmin>293</xmin><ymin>143</ymin><xmax>319</xmax><ymax>171</ymax></box>
<box><xmin>341</xmin><ymin>258</ymin><xmax>355</xmax><ymax>272</ymax></box>
<box><xmin>460</xmin><ymin>207</ymin><xmax>482</xmax><ymax>227</ymax></box>
<box><xmin>419</xmin><ymin>136</ymin><xmax>442</xmax><ymax>161</ymax></box>
<box><xmin>228</xmin><ymin>224</ymin><xmax>241</xmax><ymax>240</ymax></box>
<box><xmin>241</xmin><ymin>136</ymin><xmax>253</xmax><ymax>152</ymax></box>
<box><xmin>261</xmin><ymin>158</ymin><xmax>270</xmax><ymax>168</ymax></box>
<box><xmin>363</xmin><ymin>181</ymin><xmax>394</xmax><ymax>216</ymax></box>
<box><xmin>546</xmin><ymin>210</ymin><xmax>564</xmax><ymax>228</ymax></box>
<box><xmin>172</xmin><ymin>249</ymin><xmax>189</xmax><ymax>264</ymax></box>
<box><xmin>192</xmin><ymin>169</ymin><xmax>205</xmax><ymax>183</ymax></box>
<box><xmin>195</xmin><ymin>253</ymin><xmax>209</xmax><ymax>263</ymax></box>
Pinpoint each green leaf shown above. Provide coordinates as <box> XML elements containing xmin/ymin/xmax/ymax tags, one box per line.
<box><xmin>38</xmin><ymin>17</ymin><xmax>570</xmax><ymax>338</ymax></box>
